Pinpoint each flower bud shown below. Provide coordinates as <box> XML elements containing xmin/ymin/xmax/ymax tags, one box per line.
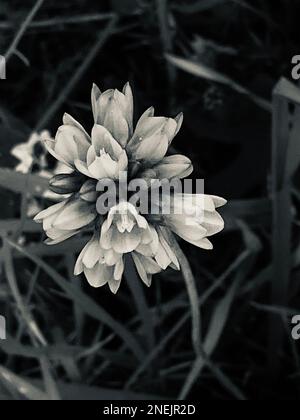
<box><xmin>49</xmin><ymin>173</ymin><xmax>83</xmax><ymax>194</ymax></box>
<box><xmin>127</xmin><ymin>109</ymin><xmax>182</xmax><ymax>164</ymax></box>
<box><xmin>152</xmin><ymin>154</ymin><xmax>193</xmax><ymax>179</ymax></box>
<box><xmin>92</xmin><ymin>83</ymin><xmax>133</xmax><ymax>147</ymax></box>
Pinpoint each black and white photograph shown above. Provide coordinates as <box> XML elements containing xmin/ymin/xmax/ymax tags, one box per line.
<box><xmin>0</xmin><ymin>0</ymin><xmax>300</xmax><ymax>403</ymax></box>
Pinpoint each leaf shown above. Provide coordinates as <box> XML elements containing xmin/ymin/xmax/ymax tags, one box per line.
<box><xmin>31</xmin><ymin>380</ymin><xmax>164</xmax><ymax>400</ymax></box>
<box><xmin>125</xmin><ymin>255</ymin><xmax>155</xmax><ymax>351</ymax></box>
<box><xmin>270</xmin><ymin>78</ymin><xmax>295</xmax><ymax>369</ymax></box>
<box><xmin>0</xmin><ymin>365</ymin><xmax>49</xmax><ymax>400</ymax></box>
<box><xmin>0</xmin><ymin>168</ymin><xmax>49</xmax><ymax>197</ymax></box>
<box><xmin>172</xmin><ymin>0</ymin><xmax>228</xmax><ymax>13</ymax></box>
<box><xmin>8</xmin><ymin>239</ymin><xmax>145</xmax><ymax>362</ymax></box>
<box><xmin>2</xmin><ymin>240</ymin><xmax>47</xmax><ymax>346</ymax></box>
<box><xmin>166</xmin><ymin>53</ymin><xmax>271</xmax><ymax>112</ymax></box>
<box><xmin>0</xmin><ymin>337</ymin><xmax>82</xmax><ymax>360</ymax></box>
<box><xmin>222</xmin><ymin>198</ymin><xmax>271</xmax><ymax>230</ymax></box>
<box><xmin>179</xmin><ymin>273</ymin><xmax>241</xmax><ymax>399</ymax></box>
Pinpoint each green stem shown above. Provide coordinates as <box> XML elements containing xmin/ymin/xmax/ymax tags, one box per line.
<box><xmin>162</xmin><ymin>228</ymin><xmax>201</xmax><ymax>356</ymax></box>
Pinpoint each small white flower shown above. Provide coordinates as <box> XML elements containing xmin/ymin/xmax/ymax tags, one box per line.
<box><xmin>100</xmin><ymin>202</ymin><xmax>155</xmax><ymax>254</ymax></box>
<box><xmin>127</xmin><ymin>108</ymin><xmax>183</xmax><ymax>164</ymax></box>
<box><xmin>74</xmin><ymin>124</ymin><xmax>128</xmax><ymax>180</ymax></box>
<box><xmin>74</xmin><ymin>233</ymin><xmax>124</xmax><ymax>294</ymax></box>
<box><xmin>164</xmin><ymin>194</ymin><xmax>226</xmax><ymax>250</ymax></box>
<box><xmin>45</xmin><ymin>114</ymin><xmax>91</xmax><ymax>168</ymax></box>
<box><xmin>34</xmin><ymin>198</ymin><xmax>97</xmax><ymax>245</ymax></box>
<box><xmin>91</xmin><ymin>82</ymin><xmax>133</xmax><ymax>147</ymax></box>
<box><xmin>11</xmin><ymin>130</ymin><xmax>72</xmax><ymax>216</ymax></box>
<box><xmin>11</xmin><ymin>130</ymin><xmax>51</xmax><ymax>174</ymax></box>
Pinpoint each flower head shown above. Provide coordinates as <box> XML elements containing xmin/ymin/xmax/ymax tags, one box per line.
<box><xmin>34</xmin><ymin>82</ymin><xmax>226</xmax><ymax>293</ymax></box>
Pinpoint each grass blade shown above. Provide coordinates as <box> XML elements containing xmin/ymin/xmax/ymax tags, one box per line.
<box><xmin>269</xmin><ymin>78</ymin><xmax>300</xmax><ymax>370</ymax></box>
<box><xmin>125</xmin><ymin>255</ymin><xmax>155</xmax><ymax>351</ymax></box>
<box><xmin>0</xmin><ymin>365</ymin><xmax>49</xmax><ymax>400</ymax></box>
<box><xmin>7</xmin><ymin>239</ymin><xmax>145</xmax><ymax>362</ymax></box>
<box><xmin>166</xmin><ymin>53</ymin><xmax>271</xmax><ymax>112</ymax></box>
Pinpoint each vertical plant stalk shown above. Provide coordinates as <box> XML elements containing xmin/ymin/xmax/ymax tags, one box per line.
<box><xmin>162</xmin><ymin>228</ymin><xmax>201</xmax><ymax>356</ymax></box>
<box><xmin>4</xmin><ymin>0</ymin><xmax>45</xmax><ymax>63</ymax></box>
<box><xmin>35</xmin><ymin>14</ymin><xmax>118</xmax><ymax>130</ymax></box>
<box><xmin>125</xmin><ymin>254</ymin><xmax>155</xmax><ymax>352</ymax></box>
<box><xmin>270</xmin><ymin>78</ymin><xmax>300</xmax><ymax>370</ymax></box>
<box><xmin>156</xmin><ymin>0</ymin><xmax>176</xmax><ymax>91</ymax></box>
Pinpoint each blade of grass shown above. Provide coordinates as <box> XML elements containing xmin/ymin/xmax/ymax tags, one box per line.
<box><xmin>35</xmin><ymin>14</ymin><xmax>118</xmax><ymax>131</ymax></box>
<box><xmin>7</xmin><ymin>239</ymin><xmax>145</xmax><ymax>362</ymax></box>
<box><xmin>166</xmin><ymin>53</ymin><xmax>272</xmax><ymax>112</ymax></box>
<box><xmin>178</xmin><ymin>224</ymin><xmax>259</xmax><ymax>400</ymax></box>
<box><xmin>172</xmin><ymin>0</ymin><xmax>228</xmax><ymax>13</ymax></box>
<box><xmin>0</xmin><ymin>365</ymin><xmax>49</xmax><ymax>400</ymax></box>
<box><xmin>178</xmin><ymin>271</ymin><xmax>241</xmax><ymax>399</ymax></box>
<box><xmin>66</xmin><ymin>254</ymin><xmax>85</xmax><ymax>345</ymax></box>
<box><xmin>156</xmin><ymin>0</ymin><xmax>175</xmax><ymax>87</ymax></box>
<box><xmin>2</xmin><ymin>238</ymin><xmax>46</xmax><ymax>346</ymax></box>
<box><xmin>125</xmin><ymin>249</ymin><xmax>249</xmax><ymax>389</ymax></box>
<box><xmin>2</xmin><ymin>238</ymin><xmax>61</xmax><ymax>399</ymax></box>
<box><xmin>0</xmin><ymin>13</ymin><xmax>115</xmax><ymax>30</ymax></box>
<box><xmin>162</xmin><ymin>228</ymin><xmax>201</xmax><ymax>356</ymax></box>
<box><xmin>39</xmin><ymin>357</ymin><xmax>61</xmax><ymax>400</ymax></box>
<box><xmin>269</xmin><ymin>78</ymin><xmax>300</xmax><ymax>371</ymax></box>
<box><xmin>0</xmin><ymin>168</ymin><xmax>49</xmax><ymax>196</ymax></box>
<box><xmin>125</xmin><ymin>255</ymin><xmax>155</xmax><ymax>351</ymax></box>
<box><xmin>4</xmin><ymin>0</ymin><xmax>45</xmax><ymax>63</ymax></box>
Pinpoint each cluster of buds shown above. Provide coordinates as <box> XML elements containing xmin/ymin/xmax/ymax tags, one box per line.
<box><xmin>34</xmin><ymin>83</ymin><xmax>226</xmax><ymax>293</ymax></box>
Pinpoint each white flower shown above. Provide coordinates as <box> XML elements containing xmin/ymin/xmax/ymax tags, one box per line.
<box><xmin>11</xmin><ymin>130</ymin><xmax>51</xmax><ymax>174</ymax></box>
<box><xmin>126</xmin><ymin>108</ymin><xmax>183</xmax><ymax>164</ymax></box>
<box><xmin>45</xmin><ymin>114</ymin><xmax>91</xmax><ymax>168</ymax></box>
<box><xmin>131</xmin><ymin>252</ymin><xmax>162</xmax><ymax>287</ymax></box>
<box><xmin>100</xmin><ymin>202</ymin><xmax>156</xmax><ymax>254</ymax></box>
<box><xmin>91</xmin><ymin>82</ymin><xmax>133</xmax><ymax>147</ymax></box>
<box><xmin>74</xmin><ymin>233</ymin><xmax>124</xmax><ymax>294</ymax></box>
<box><xmin>163</xmin><ymin>194</ymin><xmax>226</xmax><ymax>250</ymax></box>
<box><xmin>11</xmin><ymin>130</ymin><xmax>72</xmax><ymax>216</ymax></box>
<box><xmin>74</xmin><ymin>124</ymin><xmax>128</xmax><ymax>180</ymax></box>
<box><xmin>34</xmin><ymin>82</ymin><xmax>226</xmax><ymax>294</ymax></box>
<box><xmin>34</xmin><ymin>198</ymin><xmax>97</xmax><ymax>245</ymax></box>
<box><xmin>141</xmin><ymin>154</ymin><xmax>193</xmax><ymax>180</ymax></box>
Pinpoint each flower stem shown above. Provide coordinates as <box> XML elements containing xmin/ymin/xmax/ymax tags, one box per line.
<box><xmin>163</xmin><ymin>228</ymin><xmax>201</xmax><ymax>356</ymax></box>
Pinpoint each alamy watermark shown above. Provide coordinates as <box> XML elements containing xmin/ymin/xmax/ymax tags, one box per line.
<box><xmin>0</xmin><ymin>315</ymin><xmax>6</xmax><ymax>340</ymax></box>
<box><xmin>292</xmin><ymin>55</ymin><xmax>300</xmax><ymax>80</ymax></box>
<box><xmin>291</xmin><ymin>315</ymin><xmax>300</xmax><ymax>341</ymax></box>
<box><xmin>0</xmin><ymin>55</ymin><xmax>6</xmax><ymax>79</ymax></box>
<box><xmin>95</xmin><ymin>172</ymin><xmax>205</xmax><ymax>223</ymax></box>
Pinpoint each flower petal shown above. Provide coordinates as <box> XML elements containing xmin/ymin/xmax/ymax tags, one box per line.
<box><xmin>153</xmin><ymin>154</ymin><xmax>193</xmax><ymax>179</ymax></box>
<box><xmin>82</xmin><ymin>234</ymin><xmax>101</xmax><ymax>269</ymax></box>
<box><xmin>84</xmin><ymin>264</ymin><xmax>109</xmax><ymax>288</ymax></box>
<box><xmin>52</xmin><ymin>199</ymin><xmax>96</xmax><ymax>230</ymax></box>
<box><xmin>33</xmin><ymin>200</ymin><xmax>66</xmax><ymax>222</ymax></box>
<box><xmin>111</xmin><ymin>225</ymin><xmax>142</xmax><ymax>253</ymax></box>
<box><xmin>91</xmin><ymin>124</ymin><xmax>122</xmax><ymax>158</ymax></box>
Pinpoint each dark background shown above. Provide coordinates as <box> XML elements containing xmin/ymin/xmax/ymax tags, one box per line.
<box><xmin>0</xmin><ymin>0</ymin><xmax>300</xmax><ymax>400</ymax></box>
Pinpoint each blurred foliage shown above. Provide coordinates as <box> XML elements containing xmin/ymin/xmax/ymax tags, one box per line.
<box><xmin>1</xmin><ymin>0</ymin><xmax>300</xmax><ymax>400</ymax></box>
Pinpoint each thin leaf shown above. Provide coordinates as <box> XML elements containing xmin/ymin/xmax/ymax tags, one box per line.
<box><xmin>7</xmin><ymin>239</ymin><xmax>145</xmax><ymax>362</ymax></box>
<box><xmin>179</xmin><ymin>273</ymin><xmax>241</xmax><ymax>399</ymax></box>
<box><xmin>166</xmin><ymin>53</ymin><xmax>271</xmax><ymax>112</ymax></box>
<box><xmin>0</xmin><ymin>365</ymin><xmax>49</xmax><ymax>400</ymax></box>
<box><xmin>0</xmin><ymin>168</ymin><xmax>49</xmax><ymax>196</ymax></box>
<box><xmin>125</xmin><ymin>255</ymin><xmax>155</xmax><ymax>351</ymax></box>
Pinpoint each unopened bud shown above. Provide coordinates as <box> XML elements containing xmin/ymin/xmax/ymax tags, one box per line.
<box><xmin>49</xmin><ymin>173</ymin><xmax>82</xmax><ymax>194</ymax></box>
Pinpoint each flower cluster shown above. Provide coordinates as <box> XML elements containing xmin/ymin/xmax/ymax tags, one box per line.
<box><xmin>34</xmin><ymin>83</ymin><xmax>226</xmax><ymax>293</ymax></box>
